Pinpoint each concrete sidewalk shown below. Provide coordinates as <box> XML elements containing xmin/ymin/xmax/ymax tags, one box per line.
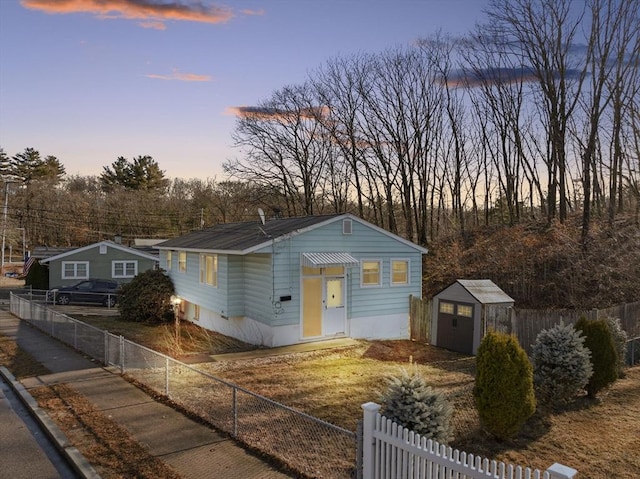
<box><xmin>0</xmin><ymin>310</ymin><xmax>292</xmax><ymax>479</ymax></box>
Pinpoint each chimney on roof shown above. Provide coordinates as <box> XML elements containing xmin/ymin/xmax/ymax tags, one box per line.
<box><xmin>114</xmin><ymin>234</ymin><xmax>122</xmax><ymax>244</ymax></box>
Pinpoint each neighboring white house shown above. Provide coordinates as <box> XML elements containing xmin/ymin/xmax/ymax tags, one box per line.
<box><xmin>155</xmin><ymin>214</ymin><xmax>428</xmax><ymax>347</ymax></box>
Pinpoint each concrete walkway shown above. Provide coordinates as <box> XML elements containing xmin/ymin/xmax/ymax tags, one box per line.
<box><xmin>0</xmin><ymin>309</ymin><xmax>292</xmax><ymax>479</ymax></box>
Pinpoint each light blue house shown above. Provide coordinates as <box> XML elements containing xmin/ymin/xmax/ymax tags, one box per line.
<box><xmin>155</xmin><ymin>214</ymin><xmax>428</xmax><ymax>347</ymax></box>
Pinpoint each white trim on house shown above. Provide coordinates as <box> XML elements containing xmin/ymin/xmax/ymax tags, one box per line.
<box><xmin>40</xmin><ymin>240</ymin><xmax>158</xmax><ymax>263</ymax></box>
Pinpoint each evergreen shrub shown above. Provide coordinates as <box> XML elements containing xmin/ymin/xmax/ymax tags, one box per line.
<box><xmin>603</xmin><ymin>316</ymin><xmax>628</xmax><ymax>377</ymax></box>
<box><xmin>473</xmin><ymin>331</ymin><xmax>536</xmax><ymax>440</ymax></box>
<box><xmin>575</xmin><ymin>317</ymin><xmax>618</xmax><ymax>398</ymax></box>
<box><xmin>380</xmin><ymin>366</ymin><xmax>453</xmax><ymax>443</ymax></box>
<box><xmin>532</xmin><ymin>322</ymin><xmax>592</xmax><ymax>406</ymax></box>
<box><xmin>118</xmin><ymin>269</ymin><xmax>175</xmax><ymax>324</ymax></box>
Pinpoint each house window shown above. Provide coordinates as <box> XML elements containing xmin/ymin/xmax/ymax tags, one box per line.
<box><xmin>343</xmin><ymin>219</ymin><xmax>352</xmax><ymax>235</ymax></box>
<box><xmin>199</xmin><ymin>254</ymin><xmax>218</xmax><ymax>287</ymax></box>
<box><xmin>166</xmin><ymin>251</ymin><xmax>172</xmax><ymax>271</ymax></box>
<box><xmin>178</xmin><ymin>251</ymin><xmax>187</xmax><ymax>272</ymax></box>
<box><xmin>391</xmin><ymin>259</ymin><xmax>409</xmax><ymax>285</ymax></box>
<box><xmin>112</xmin><ymin>260</ymin><xmax>138</xmax><ymax>278</ymax></box>
<box><xmin>62</xmin><ymin>261</ymin><xmax>89</xmax><ymax>280</ymax></box>
<box><xmin>361</xmin><ymin>260</ymin><xmax>381</xmax><ymax>287</ymax></box>
<box><xmin>439</xmin><ymin>302</ymin><xmax>454</xmax><ymax>314</ymax></box>
<box><xmin>457</xmin><ymin>305</ymin><xmax>473</xmax><ymax>317</ymax></box>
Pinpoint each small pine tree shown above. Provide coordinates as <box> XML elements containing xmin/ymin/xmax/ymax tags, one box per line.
<box><xmin>118</xmin><ymin>269</ymin><xmax>175</xmax><ymax>324</ymax></box>
<box><xmin>603</xmin><ymin>317</ymin><xmax>628</xmax><ymax>377</ymax></box>
<box><xmin>380</xmin><ymin>365</ymin><xmax>453</xmax><ymax>443</ymax></box>
<box><xmin>532</xmin><ymin>322</ymin><xmax>593</xmax><ymax>406</ymax></box>
<box><xmin>575</xmin><ymin>317</ymin><xmax>619</xmax><ymax>398</ymax></box>
<box><xmin>474</xmin><ymin>331</ymin><xmax>536</xmax><ymax>440</ymax></box>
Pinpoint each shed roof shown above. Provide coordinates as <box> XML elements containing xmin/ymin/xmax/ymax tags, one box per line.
<box><xmin>453</xmin><ymin>279</ymin><xmax>514</xmax><ymax>304</ymax></box>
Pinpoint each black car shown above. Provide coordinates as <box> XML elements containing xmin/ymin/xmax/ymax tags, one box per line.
<box><xmin>48</xmin><ymin>279</ymin><xmax>120</xmax><ymax>307</ymax></box>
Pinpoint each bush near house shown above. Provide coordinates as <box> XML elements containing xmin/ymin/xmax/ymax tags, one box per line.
<box><xmin>532</xmin><ymin>322</ymin><xmax>593</xmax><ymax>407</ymax></box>
<box><xmin>118</xmin><ymin>269</ymin><xmax>175</xmax><ymax>324</ymax></box>
<box><xmin>380</xmin><ymin>365</ymin><xmax>453</xmax><ymax>443</ymax></box>
<box><xmin>602</xmin><ymin>316</ymin><xmax>628</xmax><ymax>377</ymax></box>
<box><xmin>575</xmin><ymin>317</ymin><xmax>619</xmax><ymax>398</ymax></box>
<box><xmin>474</xmin><ymin>331</ymin><xmax>536</xmax><ymax>440</ymax></box>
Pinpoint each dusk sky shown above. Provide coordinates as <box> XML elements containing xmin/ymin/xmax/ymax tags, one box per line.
<box><xmin>0</xmin><ymin>0</ymin><xmax>489</xmax><ymax>180</ymax></box>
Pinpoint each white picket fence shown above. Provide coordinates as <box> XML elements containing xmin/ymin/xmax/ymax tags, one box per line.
<box><xmin>361</xmin><ymin>403</ymin><xmax>577</xmax><ymax>479</ymax></box>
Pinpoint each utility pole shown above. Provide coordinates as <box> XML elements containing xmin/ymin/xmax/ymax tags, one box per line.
<box><xmin>1</xmin><ymin>181</ymin><xmax>14</xmax><ymax>274</ymax></box>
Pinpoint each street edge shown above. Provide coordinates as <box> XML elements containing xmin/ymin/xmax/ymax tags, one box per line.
<box><xmin>0</xmin><ymin>366</ymin><xmax>101</xmax><ymax>479</ymax></box>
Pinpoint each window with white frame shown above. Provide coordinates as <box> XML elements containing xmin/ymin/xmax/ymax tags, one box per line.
<box><xmin>391</xmin><ymin>259</ymin><xmax>409</xmax><ymax>285</ymax></box>
<box><xmin>112</xmin><ymin>260</ymin><xmax>138</xmax><ymax>278</ymax></box>
<box><xmin>361</xmin><ymin>260</ymin><xmax>381</xmax><ymax>286</ymax></box>
<box><xmin>199</xmin><ymin>254</ymin><xmax>218</xmax><ymax>287</ymax></box>
<box><xmin>178</xmin><ymin>251</ymin><xmax>187</xmax><ymax>272</ymax></box>
<box><xmin>62</xmin><ymin>261</ymin><xmax>89</xmax><ymax>280</ymax></box>
<box><xmin>166</xmin><ymin>250</ymin><xmax>172</xmax><ymax>271</ymax></box>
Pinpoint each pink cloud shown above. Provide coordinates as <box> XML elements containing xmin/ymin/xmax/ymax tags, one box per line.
<box><xmin>21</xmin><ymin>0</ymin><xmax>234</xmax><ymax>28</ymax></box>
<box><xmin>146</xmin><ymin>69</ymin><xmax>213</xmax><ymax>82</ymax></box>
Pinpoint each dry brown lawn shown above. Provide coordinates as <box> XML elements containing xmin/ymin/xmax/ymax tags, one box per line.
<box><xmin>3</xmin><ymin>304</ymin><xmax>639</xmax><ymax>478</ymax></box>
<box><xmin>202</xmin><ymin>340</ymin><xmax>640</xmax><ymax>479</ymax></box>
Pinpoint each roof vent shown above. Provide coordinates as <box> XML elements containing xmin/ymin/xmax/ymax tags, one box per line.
<box><xmin>343</xmin><ymin>219</ymin><xmax>352</xmax><ymax>235</ymax></box>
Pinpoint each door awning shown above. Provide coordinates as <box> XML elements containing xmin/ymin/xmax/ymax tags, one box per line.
<box><xmin>302</xmin><ymin>252</ymin><xmax>359</xmax><ymax>268</ymax></box>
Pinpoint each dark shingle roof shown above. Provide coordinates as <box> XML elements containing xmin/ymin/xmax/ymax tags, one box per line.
<box><xmin>156</xmin><ymin>215</ymin><xmax>344</xmax><ymax>253</ymax></box>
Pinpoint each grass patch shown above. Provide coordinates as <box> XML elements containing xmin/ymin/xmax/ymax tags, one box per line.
<box><xmin>71</xmin><ymin>314</ymin><xmax>255</xmax><ymax>357</ymax></box>
<box><xmin>0</xmin><ymin>334</ymin><xmax>50</xmax><ymax>379</ymax></box>
<box><xmin>30</xmin><ymin>384</ymin><xmax>181</xmax><ymax>479</ymax></box>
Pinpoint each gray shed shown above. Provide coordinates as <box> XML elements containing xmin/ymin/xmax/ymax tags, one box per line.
<box><xmin>431</xmin><ymin>279</ymin><xmax>514</xmax><ymax>355</ymax></box>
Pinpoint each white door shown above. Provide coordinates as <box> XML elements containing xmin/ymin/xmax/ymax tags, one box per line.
<box><xmin>323</xmin><ymin>276</ymin><xmax>345</xmax><ymax>335</ymax></box>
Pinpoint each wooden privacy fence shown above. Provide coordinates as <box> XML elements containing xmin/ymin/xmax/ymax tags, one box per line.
<box><xmin>361</xmin><ymin>402</ymin><xmax>577</xmax><ymax>479</ymax></box>
<box><xmin>410</xmin><ymin>295</ymin><xmax>432</xmax><ymax>342</ymax></box>
<box><xmin>509</xmin><ymin>301</ymin><xmax>640</xmax><ymax>356</ymax></box>
<box><xmin>412</xmin><ymin>295</ymin><xmax>640</xmax><ymax>358</ymax></box>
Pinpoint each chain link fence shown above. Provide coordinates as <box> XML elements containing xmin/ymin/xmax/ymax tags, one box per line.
<box><xmin>10</xmin><ymin>293</ymin><xmax>358</xmax><ymax>478</ymax></box>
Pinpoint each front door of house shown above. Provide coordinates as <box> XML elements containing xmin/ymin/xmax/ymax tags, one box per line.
<box><xmin>323</xmin><ymin>276</ymin><xmax>345</xmax><ymax>335</ymax></box>
<box><xmin>302</xmin><ymin>267</ymin><xmax>346</xmax><ymax>339</ymax></box>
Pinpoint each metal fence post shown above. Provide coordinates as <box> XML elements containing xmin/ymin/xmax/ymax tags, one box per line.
<box><xmin>165</xmin><ymin>357</ymin><xmax>170</xmax><ymax>397</ymax></box>
<box><xmin>119</xmin><ymin>335</ymin><xmax>125</xmax><ymax>373</ymax></box>
<box><xmin>104</xmin><ymin>331</ymin><xmax>108</xmax><ymax>365</ymax></box>
<box><xmin>361</xmin><ymin>402</ymin><xmax>380</xmax><ymax>479</ymax></box>
<box><xmin>232</xmin><ymin>387</ymin><xmax>238</xmax><ymax>438</ymax></box>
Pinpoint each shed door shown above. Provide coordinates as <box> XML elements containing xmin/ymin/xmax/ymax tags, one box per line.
<box><xmin>437</xmin><ymin>301</ymin><xmax>474</xmax><ymax>355</ymax></box>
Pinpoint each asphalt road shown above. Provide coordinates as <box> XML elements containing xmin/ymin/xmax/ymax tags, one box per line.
<box><xmin>0</xmin><ymin>374</ymin><xmax>78</xmax><ymax>478</ymax></box>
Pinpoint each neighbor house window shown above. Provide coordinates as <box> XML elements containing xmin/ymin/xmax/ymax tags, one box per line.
<box><xmin>361</xmin><ymin>260</ymin><xmax>381</xmax><ymax>286</ymax></box>
<box><xmin>112</xmin><ymin>260</ymin><xmax>138</xmax><ymax>278</ymax></box>
<box><xmin>166</xmin><ymin>251</ymin><xmax>172</xmax><ymax>271</ymax></box>
<box><xmin>178</xmin><ymin>251</ymin><xmax>187</xmax><ymax>272</ymax></box>
<box><xmin>62</xmin><ymin>261</ymin><xmax>89</xmax><ymax>280</ymax></box>
<box><xmin>199</xmin><ymin>254</ymin><xmax>218</xmax><ymax>287</ymax></box>
<box><xmin>391</xmin><ymin>259</ymin><xmax>409</xmax><ymax>285</ymax></box>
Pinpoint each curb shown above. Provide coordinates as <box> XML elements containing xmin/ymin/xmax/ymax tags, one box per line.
<box><xmin>0</xmin><ymin>366</ymin><xmax>101</xmax><ymax>479</ymax></box>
